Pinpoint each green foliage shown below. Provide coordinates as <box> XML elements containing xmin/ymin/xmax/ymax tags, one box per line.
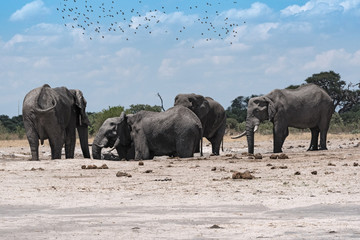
<box><xmin>226</xmin><ymin>95</ymin><xmax>259</xmax><ymax>123</ymax></box>
<box><xmin>305</xmin><ymin>70</ymin><xmax>345</xmax><ymax>109</ymax></box>
<box><xmin>88</xmin><ymin>106</ymin><xmax>125</xmax><ymax>135</ymax></box>
<box><xmin>125</xmin><ymin>104</ymin><xmax>162</xmax><ymax>114</ymax></box>
<box><xmin>0</xmin><ymin>115</ymin><xmax>25</xmax><ymax>139</ymax></box>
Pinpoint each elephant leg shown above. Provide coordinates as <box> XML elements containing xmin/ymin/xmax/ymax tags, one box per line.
<box><xmin>24</xmin><ymin>122</ymin><xmax>39</xmax><ymax>160</ymax></box>
<box><xmin>319</xmin><ymin>127</ymin><xmax>329</xmax><ymax>150</ymax></box>
<box><xmin>308</xmin><ymin>127</ymin><xmax>319</xmax><ymax>151</ymax></box>
<box><xmin>64</xmin><ymin>127</ymin><xmax>76</xmax><ymax>159</ymax></box>
<box><xmin>273</xmin><ymin>125</ymin><xmax>288</xmax><ymax>153</ymax></box>
<box><xmin>49</xmin><ymin>128</ymin><xmax>65</xmax><ymax>159</ymax></box>
<box><xmin>176</xmin><ymin>140</ymin><xmax>195</xmax><ymax>158</ymax></box>
<box><xmin>116</xmin><ymin>146</ymin><xmax>128</xmax><ymax>160</ymax></box>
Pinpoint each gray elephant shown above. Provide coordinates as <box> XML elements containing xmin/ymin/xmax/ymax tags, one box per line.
<box><xmin>174</xmin><ymin>94</ymin><xmax>226</xmax><ymax>155</ymax></box>
<box><xmin>232</xmin><ymin>84</ymin><xmax>334</xmax><ymax>154</ymax></box>
<box><xmin>99</xmin><ymin>106</ymin><xmax>202</xmax><ymax>160</ymax></box>
<box><xmin>22</xmin><ymin>84</ymin><xmax>90</xmax><ymax>160</ymax></box>
<box><xmin>92</xmin><ymin>116</ymin><xmax>135</xmax><ymax>160</ymax></box>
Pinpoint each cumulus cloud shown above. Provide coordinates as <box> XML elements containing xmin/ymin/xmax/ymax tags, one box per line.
<box><xmin>9</xmin><ymin>0</ymin><xmax>50</xmax><ymax>21</ymax></box>
<box><xmin>304</xmin><ymin>48</ymin><xmax>360</xmax><ymax>70</ymax></box>
<box><xmin>221</xmin><ymin>2</ymin><xmax>273</xmax><ymax>19</ymax></box>
<box><xmin>281</xmin><ymin>0</ymin><xmax>360</xmax><ymax>16</ymax></box>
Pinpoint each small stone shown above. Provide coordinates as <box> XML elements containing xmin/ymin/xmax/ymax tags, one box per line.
<box><xmin>294</xmin><ymin>171</ymin><xmax>301</xmax><ymax>175</ymax></box>
<box><xmin>232</xmin><ymin>170</ymin><xmax>254</xmax><ymax>180</ymax></box>
<box><xmin>99</xmin><ymin>164</ymin><xmax>109</xmax><ymax>169</ymax></box>
<box><xmin>211</xmin><ymin>167</ymin><xmax>216</xmax><ymax>171</ymax></box>
<box><xmin>311</xmin><ymin>171</ymin><xmax>318</xmax><ymax>175</ymax></box>
<box><xmin>354</xmin><ymin>162</ymin><xmax>359</xmax><ymax>167</ymax></box>
<box><xmin>254</xmin><ymin>153</ymin><xmax>262</xmax><ymax>159</ymax></box>
<box><xmin>278</xmin><ymin>153</ymin><xmax>289</xmax><ymax>159</ymax></box>
<box><xmin>209</xmin><ymin>224</ymin><xmax>222</xmax><ymax>229</ymax></box>
<box><xmin>138</xmin><ymin>161</ymin><xmax>144</xmax><ymax>166</ymax></box>
<box><xmin>81</xmin><ymin>165</ymin><xmax>86</xmax><ymax>169</ymax></box>
<box><xmin>116</xmin><ymin>171</ymin><xmax>131</xmax><ymax>177</ymax></box>
<box><xmin>270</xmin><ymin>154</ymin><xmax>278</xmax><ymax>159</ymax></box>
<box><xmin>144</xmin><ymin>170</ymin><xmax>153</xmax><ymax>173</ymax></box>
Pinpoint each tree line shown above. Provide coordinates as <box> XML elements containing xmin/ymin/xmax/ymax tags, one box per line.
<box><xmin>1</xmin><ymin>70</ymin><xmax>359</xmax><ymax>139</ymax></box>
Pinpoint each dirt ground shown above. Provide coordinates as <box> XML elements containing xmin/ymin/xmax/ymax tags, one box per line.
<box><xmin>1</xmin><ymin>133</ymin><xmax>360</xmax><ymax>239</ymax></box>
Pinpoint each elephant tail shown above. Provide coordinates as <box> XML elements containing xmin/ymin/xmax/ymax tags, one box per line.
<box><xmin>34</xmin><ymin>84</ymin><xmax>57</xmax><ymax>114</ymax></box>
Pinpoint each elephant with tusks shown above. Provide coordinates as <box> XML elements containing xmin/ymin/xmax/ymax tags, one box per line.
<box><xmin>232</xmin><ymin>84</ymin><xmax>334</xmax><ymax>154</ymax></box>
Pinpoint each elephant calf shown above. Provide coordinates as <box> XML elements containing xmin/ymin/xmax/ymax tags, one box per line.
<box><xmin>233</xmin><ymin>84</ymin><xmax>334</xmax><ymax>153</ymax></box>
<box><xmin>93</xmin><ymin>106</ymin><xmax>203</xmax><ymax>160</ymax></box>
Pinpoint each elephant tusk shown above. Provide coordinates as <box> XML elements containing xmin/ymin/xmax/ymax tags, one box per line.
<box><xmin>254</xmin><ymin>125</ymin><xmax>259</xmax><ymax>133</ymax></box>
<box><xmin>231</xmin><ymin>131</ymin><xmax>247</xmax><ymax>139</ymax></box>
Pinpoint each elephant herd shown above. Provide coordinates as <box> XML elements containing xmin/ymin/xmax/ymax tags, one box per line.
<box><xmin>22</xmin><ymin>84</ymin><xmax>334</xmax><ymax>161</ymax></box>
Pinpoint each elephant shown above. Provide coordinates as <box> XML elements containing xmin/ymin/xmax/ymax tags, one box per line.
<box><xmin>232</xmin><ymin>84</ymin><xmax>334</xmax><ymax>154</ymax></box>
<box><xmin>174</xmin><ymin>94</ymin><xmax>226</xmax><ymax>155</ymax></box>
<box><xmin>103</xmin><ymin>105</ymin><xmax>202</xmax><ymax>160</ymax></box>
<box><xmin>92</xmin><ymin>116</ymin><xmax>135</xmax><ymax>160</ymax></box>
<box><xmin>22</xmin><ymin>84</ymin><xmax>90</xmax><ymax>160</ymax></box>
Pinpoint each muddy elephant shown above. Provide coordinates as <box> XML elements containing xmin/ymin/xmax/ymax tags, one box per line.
<box><xmin>232</xmin><ymin>84</ymin><xmax>334</xmax><ymax>154</ymax></box>
<box><xmin>104</xmin><ymin>106</ymin><xmax>202</xmax><ymax>160</ymax></box>
<box><xmin>174</xmin><ymin>94</ymin><xmax>226</xmax><ymax>155</ymax></box>
<box><xmin>22</xmin><ymin>84</ymin><xmax>90</xmax><ymax>160</ymax></box>
<box><xmin>92</xmin><ymin>116</ymin><xmax>135</xmax><ymax>160</ymax></box>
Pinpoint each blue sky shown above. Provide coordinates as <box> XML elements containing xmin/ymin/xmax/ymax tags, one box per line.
<box><xmin>1</xmin><ymin>0</ymin><xmax>360</xmax><ymax>116</ymax></box>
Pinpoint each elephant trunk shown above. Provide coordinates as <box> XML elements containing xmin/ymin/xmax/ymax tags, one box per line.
<box><xmin>246</xmin><ymin>118</ymin><xmax>259</xmax><ymax>154</ymax></box>
<box><xmin>92</xmin><ymin>144</ymin><xmax>102</xmax><ymax>159</ymax></box>
<box><xmin>77</xmin><ymin>125</ymin><xmax>90</xmax><ymax>158</ymax></box>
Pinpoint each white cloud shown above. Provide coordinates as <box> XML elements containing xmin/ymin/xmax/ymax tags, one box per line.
<box><xmin>280</xmin><ymin>0</ymin><xmax>360</xmax><ymax>16</ymax></box>
<box><xmin>158</xmin><ymin>59</ymin><xmax>179</xmax><ymax>78</ymax></box>
<box><xmin>230</xmin><ymin>22</ymin><xmax>279</xmax><ymax>42</ymax></box>
<box><xmin>10</xmin><ymin>0</ymin><xmax>50</xmax><ymax>21</ymax></box>
<box><xmin>221</xmin><ymin>2</ymin><xmax>273</xmax><ymax>19</ymax></box>
<box><xmin>304</xmin><ymin>48</ymin><xmax>360</xmax><ymax>70</ymax></box>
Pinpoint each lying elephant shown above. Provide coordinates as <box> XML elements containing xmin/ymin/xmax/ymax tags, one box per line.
<box><xmin>174</xmin><ymin>94</ymin><xmax>226</xmax><ymax>155</ymax></box>
<box><xmin>232</xmin><ymin>84</ymin><xmax>334</xmax><ymax>153</ymax></box>
<box><xmin>92</xmin><ymin>105</ymin><xmax>202</xmax><ymax>160</ymax></box>
<box><xmin>92</xmin><ymin>117</ymin><xmax>135</xmax><ymax>160</ymax></box>
<box><xmin>22</xmin><ymin>84</ymin><xmax>90</xmax><ymax>160</ymax></box>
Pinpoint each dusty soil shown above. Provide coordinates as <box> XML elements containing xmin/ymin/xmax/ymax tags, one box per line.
<box><xmin>1</xmin><ymin>133</ymin><xmax>360</xmax><ymax>239</ymax></box>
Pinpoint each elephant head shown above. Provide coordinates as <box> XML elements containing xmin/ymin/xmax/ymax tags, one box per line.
<box><xmin>92</xmin><ymin>113</ymin><xmax>132</xmax><ymax>159</ymax></box>
<box><xmin>232</xmin><ymin>96</ymin><xmax>275</xmax><ymax>154</ymax></box>
<box><xmin>174</xmin><ymin>94</ymin><xmax>210</xmax><ymax>122</ymax></box>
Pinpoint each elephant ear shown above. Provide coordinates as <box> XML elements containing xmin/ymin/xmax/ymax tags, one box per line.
<box><xmin>264</xmin><ymin>96</ymin><xmax>276</xmax><ymax>120</ymax></box>
<box><xmin>193</xmin><ymin>95</ymin><xmax>210</xmax><ymax>120</ymax></box>
<box><xmin>117</xmin><ymin>112</ymin><xmax>132</xmax><ymax>146</ymax></box>
<box><xmin>72</xmin><ymin>89</ymin><xmax>90</xmax><ymax>126</ymax></box>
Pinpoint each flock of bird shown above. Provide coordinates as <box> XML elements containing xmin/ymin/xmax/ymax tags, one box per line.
<box><xmin>57</xmin><ymin>0</ymin><xmax>246</xmax><ymax>46</ymax></box>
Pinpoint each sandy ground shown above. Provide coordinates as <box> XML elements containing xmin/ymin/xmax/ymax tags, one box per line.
<box><xmin>1</xmin><ymin>133</ymin><xmax>360</xmax><ymax>239</ymax></box>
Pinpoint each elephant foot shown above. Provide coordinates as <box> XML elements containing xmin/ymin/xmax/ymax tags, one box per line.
<box><xmin>319</xmin><ymin>147</ymin><xmax>328</xmax><ymax>150</ymax></box>
<box><xmin>307</xmin><ymin>145</ymin><xmax>319</xmax><ymax>151</ymax></box>
<box><xmin>273</xmin><ymin>149</ymin><xmax>283</xmax><ymax>153</ymax></box>
<box><xmin>28</xmin><ymin>158</ymin><xmax>40</xmax><ymax>161</ymax></box>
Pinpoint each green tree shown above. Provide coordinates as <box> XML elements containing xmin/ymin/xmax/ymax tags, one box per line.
<box><xmin>125</xmin><ymin>104</ymin><xmax>162</xmax><ymax>114</ymax></box>
<box><xmin>226</xmin><ymin>95</ymin><xmax>259</xmax><ymax>123</ymax></box>
<box><xmin>88</xmin><ymin>106</ymin><xmax>125</xmax><ymax>135</ymax></box>
<box><xmin>305</xmin><ymin>71</ymin><xmax>346</xmax><ymax>109</ymax></box>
